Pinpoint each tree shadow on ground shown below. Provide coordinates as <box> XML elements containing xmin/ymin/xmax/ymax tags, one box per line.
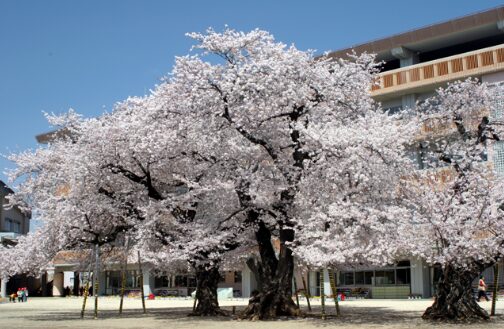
<box><xmin>21</xmin><ymin>304</ymin><xmax>504</xmax><ymax>328</ymax></box>
<box><xmin>302</xmin><ymin>305</ymin><xmax>504</xmax><ymax>328</ymax></box>
<box><xmin>24</xmin><ymin>306</ymin><xmax>238</xmax><ymax>323</ymax></box>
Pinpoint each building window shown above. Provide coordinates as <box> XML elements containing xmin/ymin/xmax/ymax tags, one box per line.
<box><xmin>105</xmin><ymin>270</ymin><xmax>140</xmax><ymax>294</ymax></box>
<box><xmin>494</xmin><ymin>141</ymin><xmax>504</xmax><ymax>175</ymax></box>
<box><xmin>335</xmin><ymin>261</ymin><xmax>410</xmax><ymax>286</ymax></box>
<box><xmin>355</xmin><ymin>271</ymin><xmax>365</xmax><ymax>285</ymax></box>
<box><xmin>375</xmin><ymin>270</ymin><xmax>395</xmax><ymax>285</ymax></box>
<box><xmin>5</xmin><ymin>218</ymin><xmax>21</xmax><ymax>233</ymax></box>
<box><xmin>339</xmin><ymin>271</ymin><xmax>356</xmax><ymax>285</ymax></box>
<box><xmin>175</xmin><ymin>275</ymin><xmax>188</xmax><ymax>287</ymax></box>
<box><xmin>234</xmin><ymin>271</ymin><xmax>242</xmax><ymax>283</ymax></box>
<box><xmin>396</xmin><ymin>268</ymin><xmax>411</xmax><ymax>285</ymax></box>
<box><xmin>491</xmin><ymin>96</ymin><xmax>504</xmax><ymax>121</ymax></box>
<box><xmin>363</xmin><ymin>271</ymin><xmax>373</xmax><ymax>285</ymax></box>
<box><xmin>155</xmin><ymin>276</ymin><xmax>170</xmax><ymax>288</ymax></box>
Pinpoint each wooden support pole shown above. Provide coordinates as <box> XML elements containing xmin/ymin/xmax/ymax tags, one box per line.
<box><xmin>302</xmin><ymin>275</ymin><xmax>312</xmax><ymax>311</ymax></box>
<box><xmin>80</xmin><ymin>264</ymin><xmax>92</xmax><ymax>319</ymax></box>
<box><xmin>329</xmin><ymin>270</ymin><xmax>341</xmax><ymax>317</ymax></box>
<box><xmin>119</xmin><ymin>237</ymin><xmax>130</xmax><ymax>315</ymax></box>
<box><xmin>320</xmin><ymin>270</ymin><xmax>326</xmax><ymax>320</ymax></box>
<box><xmin>119</xmin><ymin>251</ymin><xmax>128</xmax><ymax>315</ymax></box>
<box><xmin>93</xmin><ymin>245</ymin><xmax>100</xmax><ymax>320</ymax></box>
<box><xmin>293</xmin><ymin>277</ymin><xmax>300</xmax><ymax>308</ymax></box>
<box><xmin>491</xmin><ymin>263</ymin><xmax>499</xmax><ymax>316</ymax></box>
<box><xmin>193</xmin><ymin>294</ymin><xmax>198</xmax><ymax>312</ymax></box>
<box><xmin>81</xmin><ymin>279</ymin><xmax>90</xmax><ymax>319</ymax></box>
<box><xmin>193</xmin><ymin>276</ymin><xmax>198</xmax><ymax>313</ymax></box>
<box><xmin>138</xmin><ymin>250</ymin><xmax>146</xmax><ymax>314</ymax></box>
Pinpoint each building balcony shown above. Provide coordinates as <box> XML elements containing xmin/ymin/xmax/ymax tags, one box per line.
<box><xmin>371</xmin><ymin>44</ymin><xmax>504</xmax><ymax>100</ymax></box>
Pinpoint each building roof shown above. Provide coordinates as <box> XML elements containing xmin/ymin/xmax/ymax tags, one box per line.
<box><xmin>35</xmin><ymin>128</ymin><xmax>70</xmax><ymax>144</ymax></box>
<box><xmin>327</xmin><ymin>6</ymin><xmax>504</xmax><ymax>62</ymax></box>
<box><xmin>0</xmin><ymin>180</ymin><xmax>14</xmax><ymax>195</ymax></box>
<box><xmin>0</xmin><ymin>180</ymin><xmax>32</xmax><ymax>219</ymax></box>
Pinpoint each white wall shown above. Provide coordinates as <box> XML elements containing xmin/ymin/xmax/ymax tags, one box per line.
<box><xmin>241</xmin><ymin>265</ymin><xmax>257</xmax><ymax>298</ymax></box>
<box><xmin>52</xmin><ymin>272</ymin><xmax>64</xmax><ymax>297</ymax></box>
<box><xmin>63</xmin><ymin>272</ymin><xmax>74</xmax><ymax>288</ymax></box>
<box><xmin>410</xmin><ymin>257</ymin><xmax>431</xmax><ymax>297</ymax></box>
<box><xmin>482</xmin><ymin>71</ymin><xmax>504</xmax><ymax>84</ymax></box>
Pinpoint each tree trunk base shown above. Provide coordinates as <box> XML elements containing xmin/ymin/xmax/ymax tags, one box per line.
<box><xmin>191</xmin><ymin>266</ymin><xmax>225</xmax><ymax>317</ymax></box>
<box><xmin>240</xmin><ymin>291</ymin><xmax>301</xmax><ymax>320</ymax></box>
<box><xmin>189</xmin><ymin>308</ymin><xmax>229</xmax><ymax>317</ymax></box>
<box><xmin>423</xmin><ymin>300</ymin><xmax>489</xmax><ymax>322</ymax></box>
<box><xmin>423</xmin><ymin>264</ymin><xmax>490</xmax><ymax>322</ymax></box>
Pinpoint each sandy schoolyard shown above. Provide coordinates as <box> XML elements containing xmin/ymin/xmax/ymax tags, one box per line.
<box><xmin>0</xmin><ymin>297</ymin><xmax>503</xmax><ymax>329</ymax></box>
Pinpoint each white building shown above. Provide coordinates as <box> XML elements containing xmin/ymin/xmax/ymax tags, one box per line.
<box><xmin>309</xmin><ymin>5</ymin><xmax>504</xmax><ymax>299</ymax></box>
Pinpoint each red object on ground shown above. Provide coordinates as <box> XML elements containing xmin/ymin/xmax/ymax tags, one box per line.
<box><xmin>339</xmin><ymin>293</ymin><xmax>345</xmax><ymax>301</ymax></box>
<box><xmin>148</xmin><ymin>293</ymin><xmax>155</xmax><ymax>300</ymax></box>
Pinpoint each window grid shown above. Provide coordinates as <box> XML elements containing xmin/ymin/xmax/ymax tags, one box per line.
<box><xmin>494</xmin><ymin>141</ymin><xmax>504</xmax><ymax>175</ymax></box>
<box><xmin>491</xmin><ymin>97</ymin><xmax>504</xmax><ymax>121</ymax></box>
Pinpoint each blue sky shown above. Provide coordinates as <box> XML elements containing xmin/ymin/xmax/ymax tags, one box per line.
<box><xmin>1</xmin><ymin>0</ymin><xmax>503</xmax><ymax>185</ymax></box>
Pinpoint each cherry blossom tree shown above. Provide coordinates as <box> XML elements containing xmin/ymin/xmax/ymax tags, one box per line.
<box><xmin>399</xmin><ymin>80</ymin><xmax>504</xmax><ymax>321</ymax></box>
<box><xmin>1</xmin><ymin>27</ymin><xmax>428</xmax><ymax>321</ymax></box>
<box><xmin>0</xmin><ymin>112</ymin><xmax>148</xmax><ymax>298</ymax></box>
<box><xmin>84</xmin><ymin>91</ymin><xmax>254</xmax><ymax>315</ymax></box>
<box><xmin>166</xmin><ymin>28</ymin><xmax>416</xmax><ymax>319</ymax></box>
<box><xmin>292</xmin><ymin>108</ymin><xmax>415</xmax><ymax>271</ymax></box>
<box><xmin>2</xmin><ymin>102</ymin><xmax>251</xmax><ymax>315</ymax></box>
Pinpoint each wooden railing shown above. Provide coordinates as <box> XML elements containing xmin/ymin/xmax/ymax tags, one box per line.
<box><xmin>371</xmin><ymin>44</ymin><xmax>504</xmax><ymax>97</ymax></box>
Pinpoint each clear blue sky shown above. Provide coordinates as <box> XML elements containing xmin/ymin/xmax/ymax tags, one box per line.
<box><xmin>1</xmin><ymin>0</ymin><xmax>503</xmax><ymax>185</ymax></box>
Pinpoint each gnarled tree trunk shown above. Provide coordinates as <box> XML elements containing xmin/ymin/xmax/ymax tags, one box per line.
<box><xmin>423</xmin><ymin>263</ymin><xmax>489</xmax><ymax>321</ymax></box>
<box><xmin>192</xmin><ymin>266</ymin><xmax>226</xmax><ymax>316</ymax></box>
<box><xmin>242</xmin><ymin>220</ymin><xmax>300</xmax><ymax>320</ymax></box>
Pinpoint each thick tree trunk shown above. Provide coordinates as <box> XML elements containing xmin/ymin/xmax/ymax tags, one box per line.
<box><xmin>192</xmin><ymin>266</ymin><xmax>226</xmax><ymax>316</ymax></box>
<box><xmin>423</xmin><ymin>263</ymin><xmax>489</xmax><ymax>321</ymax></box>
<box><xmin>241</xmin><ymin>220</ymin><xmax>300</xmax><ymax>320</ymax></box>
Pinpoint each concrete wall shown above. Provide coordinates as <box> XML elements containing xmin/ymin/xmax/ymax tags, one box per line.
<box><xmin>1</xmin><ymin>277</ymin><xmax>7</xmax><ymax>298</ymax></box>
<box><xmin>143</xmin><ymin>269</ymin><xmax>152</xmax><ymax>295</ymax></box>
<box><xmin>241</xmin><ymin>265</ymin><xmax>257</xmax><ymax>298</ymax></box>
<box><xmin>410</xmin><ymin>257</ymin><xmax>431</xmax><ymax>297</ymax></box>
<box><xmin>482</xmin><ymin>71</ymin><xmax>504</xmax><ymax>84</ymax></box>
<box><xmin>52</xmin><ymin>272</ymin><xmax>64</xmax><ymax>297</ymax></box>
<box><xmin>63</xmin><ymin>272</ymin><xmax>74</xmax><ymax>288</ymax></box>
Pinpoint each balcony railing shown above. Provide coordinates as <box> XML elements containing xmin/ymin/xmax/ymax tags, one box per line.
<box><xmin>371</xmin><ymin>44</ymin><xmax>504</xmax><ymax>98</ymax></box>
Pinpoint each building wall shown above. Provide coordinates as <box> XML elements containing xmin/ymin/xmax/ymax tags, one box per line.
<box><xmin>52</xmin><ymin>272</ymin><xmax>64</xmax><ymax>297</ymax></box>
<box><xmin>0</xmin><ymin>187</ymin><xmax>30</xmax><ymax>235</ymax></box>
<box><xmin>482</xmin><ymin>71</ymin><xmax>504</xmax><ymax>84</ymax></box>
<box><xmin>241</xmin><ymin>265</ymin><xmax>257</xmax><ymax>298</ymax></box>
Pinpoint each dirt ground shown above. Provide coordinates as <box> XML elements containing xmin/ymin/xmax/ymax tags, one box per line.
<box><xmin>0</xmin><ymin>297</ymin><xmax>503</xmax><ymax>329</ymax></box>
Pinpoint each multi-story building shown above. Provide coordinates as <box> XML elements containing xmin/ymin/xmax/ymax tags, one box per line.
<box><xmin>307</xmin><ymin>5</ymin><xmax>504</xmax><ymax>299</ymax></box>
<box><xmin>0</xmin><ymin>180</ymin><xmax>32</xmax><ymax>298</ymax></box>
